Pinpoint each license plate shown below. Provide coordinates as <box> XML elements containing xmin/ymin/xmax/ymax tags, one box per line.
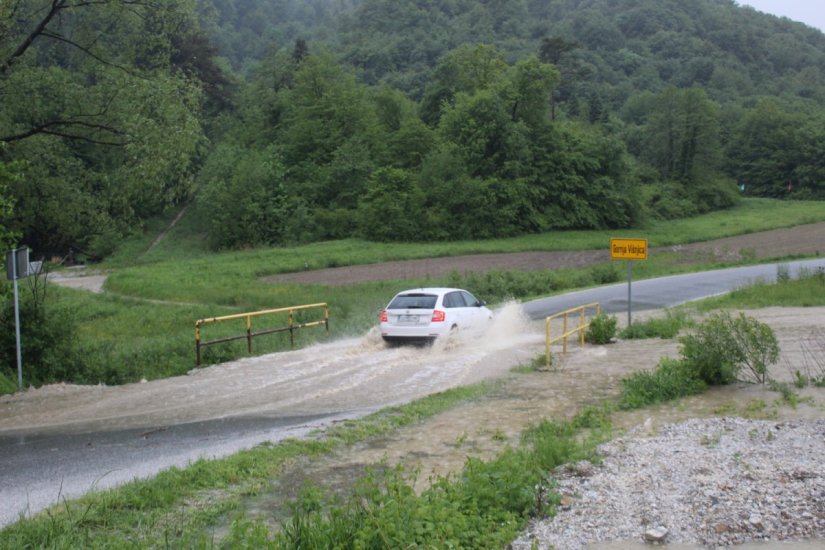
<box><xmin>398</xmin><ymin>314</ymin><xmax>419</xmax><ymax>323</ymax></box>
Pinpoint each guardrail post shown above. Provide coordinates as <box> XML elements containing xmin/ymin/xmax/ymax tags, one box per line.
<box><xmin>562</xmin><ymin>314</ymin><xmax>568</xmax><ymax>354</ymax></box>
<box><xmin>195</xmin><ymin>322</ymin><xmax>202</xmax><ymax>367</ymax></box>
<box><xmin>544</xmin><ymin>302</ymin><xmax>600</xmax><ymax>369</ymax></box>
<box><xmin>246</xmin><ymin>315</ymin><xmax>252</xmax><ymax>354</ymax></box>
<box><xmin>195</xmin><ymin>303</ymin><xmax>328</xmax><ymax>364</ymax></box>
<box><xmin>289</xmin><ymin>309</ymin><xmax>294</xmax><ymax>348</ymax></box>
<box><xmin>545</xmin><ymin>317</ymin><xmax>552</xmax><ymax>369</ymax></box>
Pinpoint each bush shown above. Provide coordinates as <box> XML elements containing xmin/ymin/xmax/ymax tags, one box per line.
<box><xmin>620</xmin><ymin>310</ymin><xmax>691</xmax><ymax>339</ymax></box>
<box><xmin>619</xmin><ymin>357</ymin><xmax>706</xmax><ymax>409</ymax></box>
<box><xmin>585</xmin><ymin>313</ymin><xmax>617</xmax><ymax>344</ymax></box>
<box><xmin>590</xmin><ymin>263</ymin><xmax>621</xmax><ymax>284</ymax></box>
<box><xmin>0</xmin><ymin>276</ymin><xmax>85</xmax><ymax>387</ymax></box>
<box><xmin>679</xmin><ymin>311</ymin><xmax>779</xmax><ymax>384</ymax></box>
<box><xmin>0</xmin><ymin>369</ymin><xmax>16</xmax><ymax>395</ymax></box>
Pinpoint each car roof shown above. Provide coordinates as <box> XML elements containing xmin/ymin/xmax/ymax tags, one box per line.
<box><xmin>393</xmin><ymin>287</ymin><xmax>467</xmax><ymax>295</ymax></box>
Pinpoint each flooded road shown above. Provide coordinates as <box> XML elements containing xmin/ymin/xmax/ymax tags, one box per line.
<box><xmin>0</xmin><ymin>304</ymin><xmax>541</xmax><ymax>527</ymax></box>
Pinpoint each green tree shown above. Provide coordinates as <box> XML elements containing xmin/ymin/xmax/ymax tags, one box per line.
<box><xmin>281</xmin><ymin>52</ymin><xmax>383</xmax><ymax>212</ymax></box>
<box><xmin>0</xmin><ymin>155</ymin><xmax>20</xmax><ymax>252</ymax></box>
<box><xmin>198</xmin><ymin>144</ymin><xmax>289</xmax><ymax>249</ymax></box>
<box><xmin>792</xmin><ymin>115</ymin><xmax>825</xmax><ymax>198</ymax></box>
<box><xmin>420</xmin><ymin>44</ymin><xmax>508</xmax><ymax>126</ymax></box>
<box><xmin>0</xmin><ymin>0</ymin><xmax>208</xmax><ymax>257</ymax></box>
<box><xmin>357</xmin><ymin>167</ymin><xmax>422</xmax><ymax>241</ymax></box>
<box><xmin>643</xmin><ymin>87</ymin><xmax>721</xmax><ymax>184</ymax></box>
<box><xmin>726</xmin><ymin>100</ymin><xmax>800</xmax><ymax>197</ymax></box>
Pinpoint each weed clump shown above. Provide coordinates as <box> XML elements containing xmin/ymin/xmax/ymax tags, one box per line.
<box><xmin>619</xmin><ymin>358</ymin><xmax>706</xmax><ymax>409</ymax></box>
<box><xmin>620</xmin><ymin>309</ymin><xmax>691</xmax><ymax>340</ymax></box>
<box><xmin>619</xmin><ymin>311</ymin><xmax>780</xmax><ymax>409</ymax></box>
<box><xmin>585</xmin><ymin>313</ymin><xmax>617</xmax><ymax>344</ymax></box>
<box><xmin>222</xmin><ymin>414</ymin><xmax>607</xmax><ymax>550</ymax></box>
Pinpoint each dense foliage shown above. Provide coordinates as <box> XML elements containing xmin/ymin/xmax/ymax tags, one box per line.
<box><xmin>619</xmin><ymin>311</ymin><xmax>780</xmax><ymax>409</ymax></box>
<box><xmin>2</xmin><ymin>0</ymin><xmax>825</xmax><ymax>255</ymax></box>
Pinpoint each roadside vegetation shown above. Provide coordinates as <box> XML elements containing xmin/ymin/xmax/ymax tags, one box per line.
<box><xmin>3</xmin><ymin>199</ymin><xmax>825</xmax><ymax>393</ymax></box>
<box><xmin>5</xmin><ymin>269</ymin><xmax>822</xmax><ymax>548</ymax></box>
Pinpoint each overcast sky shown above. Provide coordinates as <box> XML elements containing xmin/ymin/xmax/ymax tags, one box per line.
<box><xmin>737</xmin><ymin>1</ymin><xmax>825</xmax><ymax>32</ymax></box>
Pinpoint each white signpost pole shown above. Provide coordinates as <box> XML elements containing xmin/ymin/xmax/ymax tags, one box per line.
<box><xmin>13</xmin><ymin>263</ymin><xmax>22</xmax><ymax>389</ymax></box>
<box><xmin>627</xmin><ymin>261</ymin><xmax>632</xmax><ymax>327</ymax></box>
<box><xmin>6</xmin><ymin>248</ymin><xmax>28</xmax><ymax>389</ymax></box>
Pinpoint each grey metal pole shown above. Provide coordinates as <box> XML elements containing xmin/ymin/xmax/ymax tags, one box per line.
<box><xmin>627</xmin><ymin>261</ymin><xmax>632</xmax><ymax>327</ymax></box>
<box><xmin>13</xmin><ymin>262</ymin><xmax>22</xmax><ymax>389</ymax></box>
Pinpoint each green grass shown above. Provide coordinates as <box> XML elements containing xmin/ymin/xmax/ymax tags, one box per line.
<box><xmin>697</xmin><ymin>266</ymin><xmax>825</xmax><ymax>310</ymax></box>
<box><xmin>0</xmin><ymin>381</ymin><xmax>608</xmax><ymax>550</ymax></box>
<box><xmin>7</xmin><ymin>202</ymin><xmax>825</xmax><ymax>547</ymax></box>
<box><xmin>620</xmin><ymin>309</ymin><xmax>694</xmax><ymax>339</ymax></box>
<box><xmin>105</xmin><ymin>198</ymin><xmax>825</xmax><ymax>271</ymax></box>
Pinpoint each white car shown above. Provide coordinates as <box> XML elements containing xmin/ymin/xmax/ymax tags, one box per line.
<box><xmin>379</xmin><ymin>287</ymin><xmax>493</xmax><ymax>344</ymax></box>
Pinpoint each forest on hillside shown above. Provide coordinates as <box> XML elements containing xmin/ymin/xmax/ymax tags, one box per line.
<box><xmin>2</xmin><ymin>0</ymin><xmax>825</xmax><ymax>257</ymax></box>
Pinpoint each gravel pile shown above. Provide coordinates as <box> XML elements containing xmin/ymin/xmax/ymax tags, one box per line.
<box><xmin>512</xmin><ymin>417</ymin><xmax>825</xmax><ymax>549</ymax></box>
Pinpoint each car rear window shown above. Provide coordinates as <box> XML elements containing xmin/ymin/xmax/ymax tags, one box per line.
<box><xmin>388</xmin><ymin>294</ymin><xmax>438</xmax><ymax>309</ymax></box>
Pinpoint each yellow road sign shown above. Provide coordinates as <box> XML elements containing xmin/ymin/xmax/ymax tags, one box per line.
<box><xmin>610</xmin><ymin>238</ymin><xmax>648</xmax><ymax>260</ymax></box>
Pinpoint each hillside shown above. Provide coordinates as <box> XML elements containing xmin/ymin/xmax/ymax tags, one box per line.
<box><xmin>207</xmin><ymin>0</ymin><xmax>825</xmax><ymax>107</ymax></box>
<box><xmin>3</xmin><ymin>0</ymin><xmax>825</xmax><ymax>258</ymax></box>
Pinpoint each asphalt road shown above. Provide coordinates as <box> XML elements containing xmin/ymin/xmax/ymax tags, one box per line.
<box><xmin>523</xmin><ymin>258</ymin><xmax>825</xmax><ymax>320</ymax></box>
<box><xmin>4</xmin><ymin>258</ymin><xmax>825</xmax><ymax>528</ymax></box>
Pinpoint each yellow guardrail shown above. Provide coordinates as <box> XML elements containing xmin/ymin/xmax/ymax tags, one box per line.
<box><xmin>545</xmin><ymin>302</ymin><xmax>600</xmax><ymax>368</ymax></box>
<box><xmin>195</xmin><ymin>303</ymin><xmax>329</xmax><ymax>366</ymax></box>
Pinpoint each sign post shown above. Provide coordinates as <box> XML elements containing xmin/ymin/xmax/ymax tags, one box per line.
<box><xmin>6</xmin><ymin>248</ymin><xmax>29</xmax><ymax>389</ymax></box>
<box><xmin>610</xmin><ymin>238</ymin><xmax>648</xmax><ymax>327</ymax></box>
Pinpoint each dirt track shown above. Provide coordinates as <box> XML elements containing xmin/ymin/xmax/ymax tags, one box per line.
<box><xmin>265</xmin><ymin>222</ymin><xmax>825</xmax><ymax>285</ymax></box>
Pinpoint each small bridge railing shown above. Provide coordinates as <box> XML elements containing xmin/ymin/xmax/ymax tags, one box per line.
<box><xmin>195</xmin><ymin>303</ymin><xmax>329</xmax><ymax>366</ymax></box>
<box><xmin>544</xmin><ymin>302</ymin><xmax>600</xmax><ymax>368</ymax></box>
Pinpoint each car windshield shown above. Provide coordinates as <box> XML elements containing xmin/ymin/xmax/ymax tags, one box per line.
<box><xmin>388</xmin><ymin>294</ymin><xmax>437</xmax><ymax>309</ymax></box>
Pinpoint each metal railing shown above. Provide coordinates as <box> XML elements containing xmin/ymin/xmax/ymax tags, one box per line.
<box><xmin>544</xmin><ymin>302</ymin><xmax>600</xmax><ymax>368</ymax></box>
<box><xmin>195</xmin><ymin>303</ymin><xmax>329</xmax><ymax>366</ymax></box>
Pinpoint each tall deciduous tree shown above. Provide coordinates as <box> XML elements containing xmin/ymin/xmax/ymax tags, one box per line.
<box><xmin>0</xmin><ymin>0</ymin><xmax>207</xmax><ymax>256</ymax></box>
<box><xmin>726</xmin><ymin>100</ymin><xmax>800</xmax><ymax>197</ymax></box>
<box><xmin>643</xmin><ymin>87</ymin><xmax>721</xmax><ymax>184</ymax></box>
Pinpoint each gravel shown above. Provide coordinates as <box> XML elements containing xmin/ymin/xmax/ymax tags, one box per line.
<box><xmin>512</xmin><ymin>417</ymin><xmax>825</xmax><ymax>549</ymax></box>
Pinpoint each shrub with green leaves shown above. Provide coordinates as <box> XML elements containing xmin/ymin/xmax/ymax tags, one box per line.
<box><xmin>585</xmin><ymin>313</ymin><xmax>617</xmax><ymax>344</ymax></box>
<box><xmin>0</xmin><ymin>276</ymin><xmax>84</xmax><ymax>390</ymax></box>
<box><xmin>679</xmin><ymin>311</ymin><xmax>779</xmax><ymax>384</ymax></box>
<box><xmin>619</xmin><ymin>357</ymin><xmax>706</xmax><ymax>409</ymax></box>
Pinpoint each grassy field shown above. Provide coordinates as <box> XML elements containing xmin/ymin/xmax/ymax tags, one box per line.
<box><xmin>3</xmin><ymin>197</ymin><xmax>821</xmax><ymax>388</ymax></box>
<box><xmin>109</xmin><ymin>197</ymin><xmax>825</xmax><ymax>271</ymax></box>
